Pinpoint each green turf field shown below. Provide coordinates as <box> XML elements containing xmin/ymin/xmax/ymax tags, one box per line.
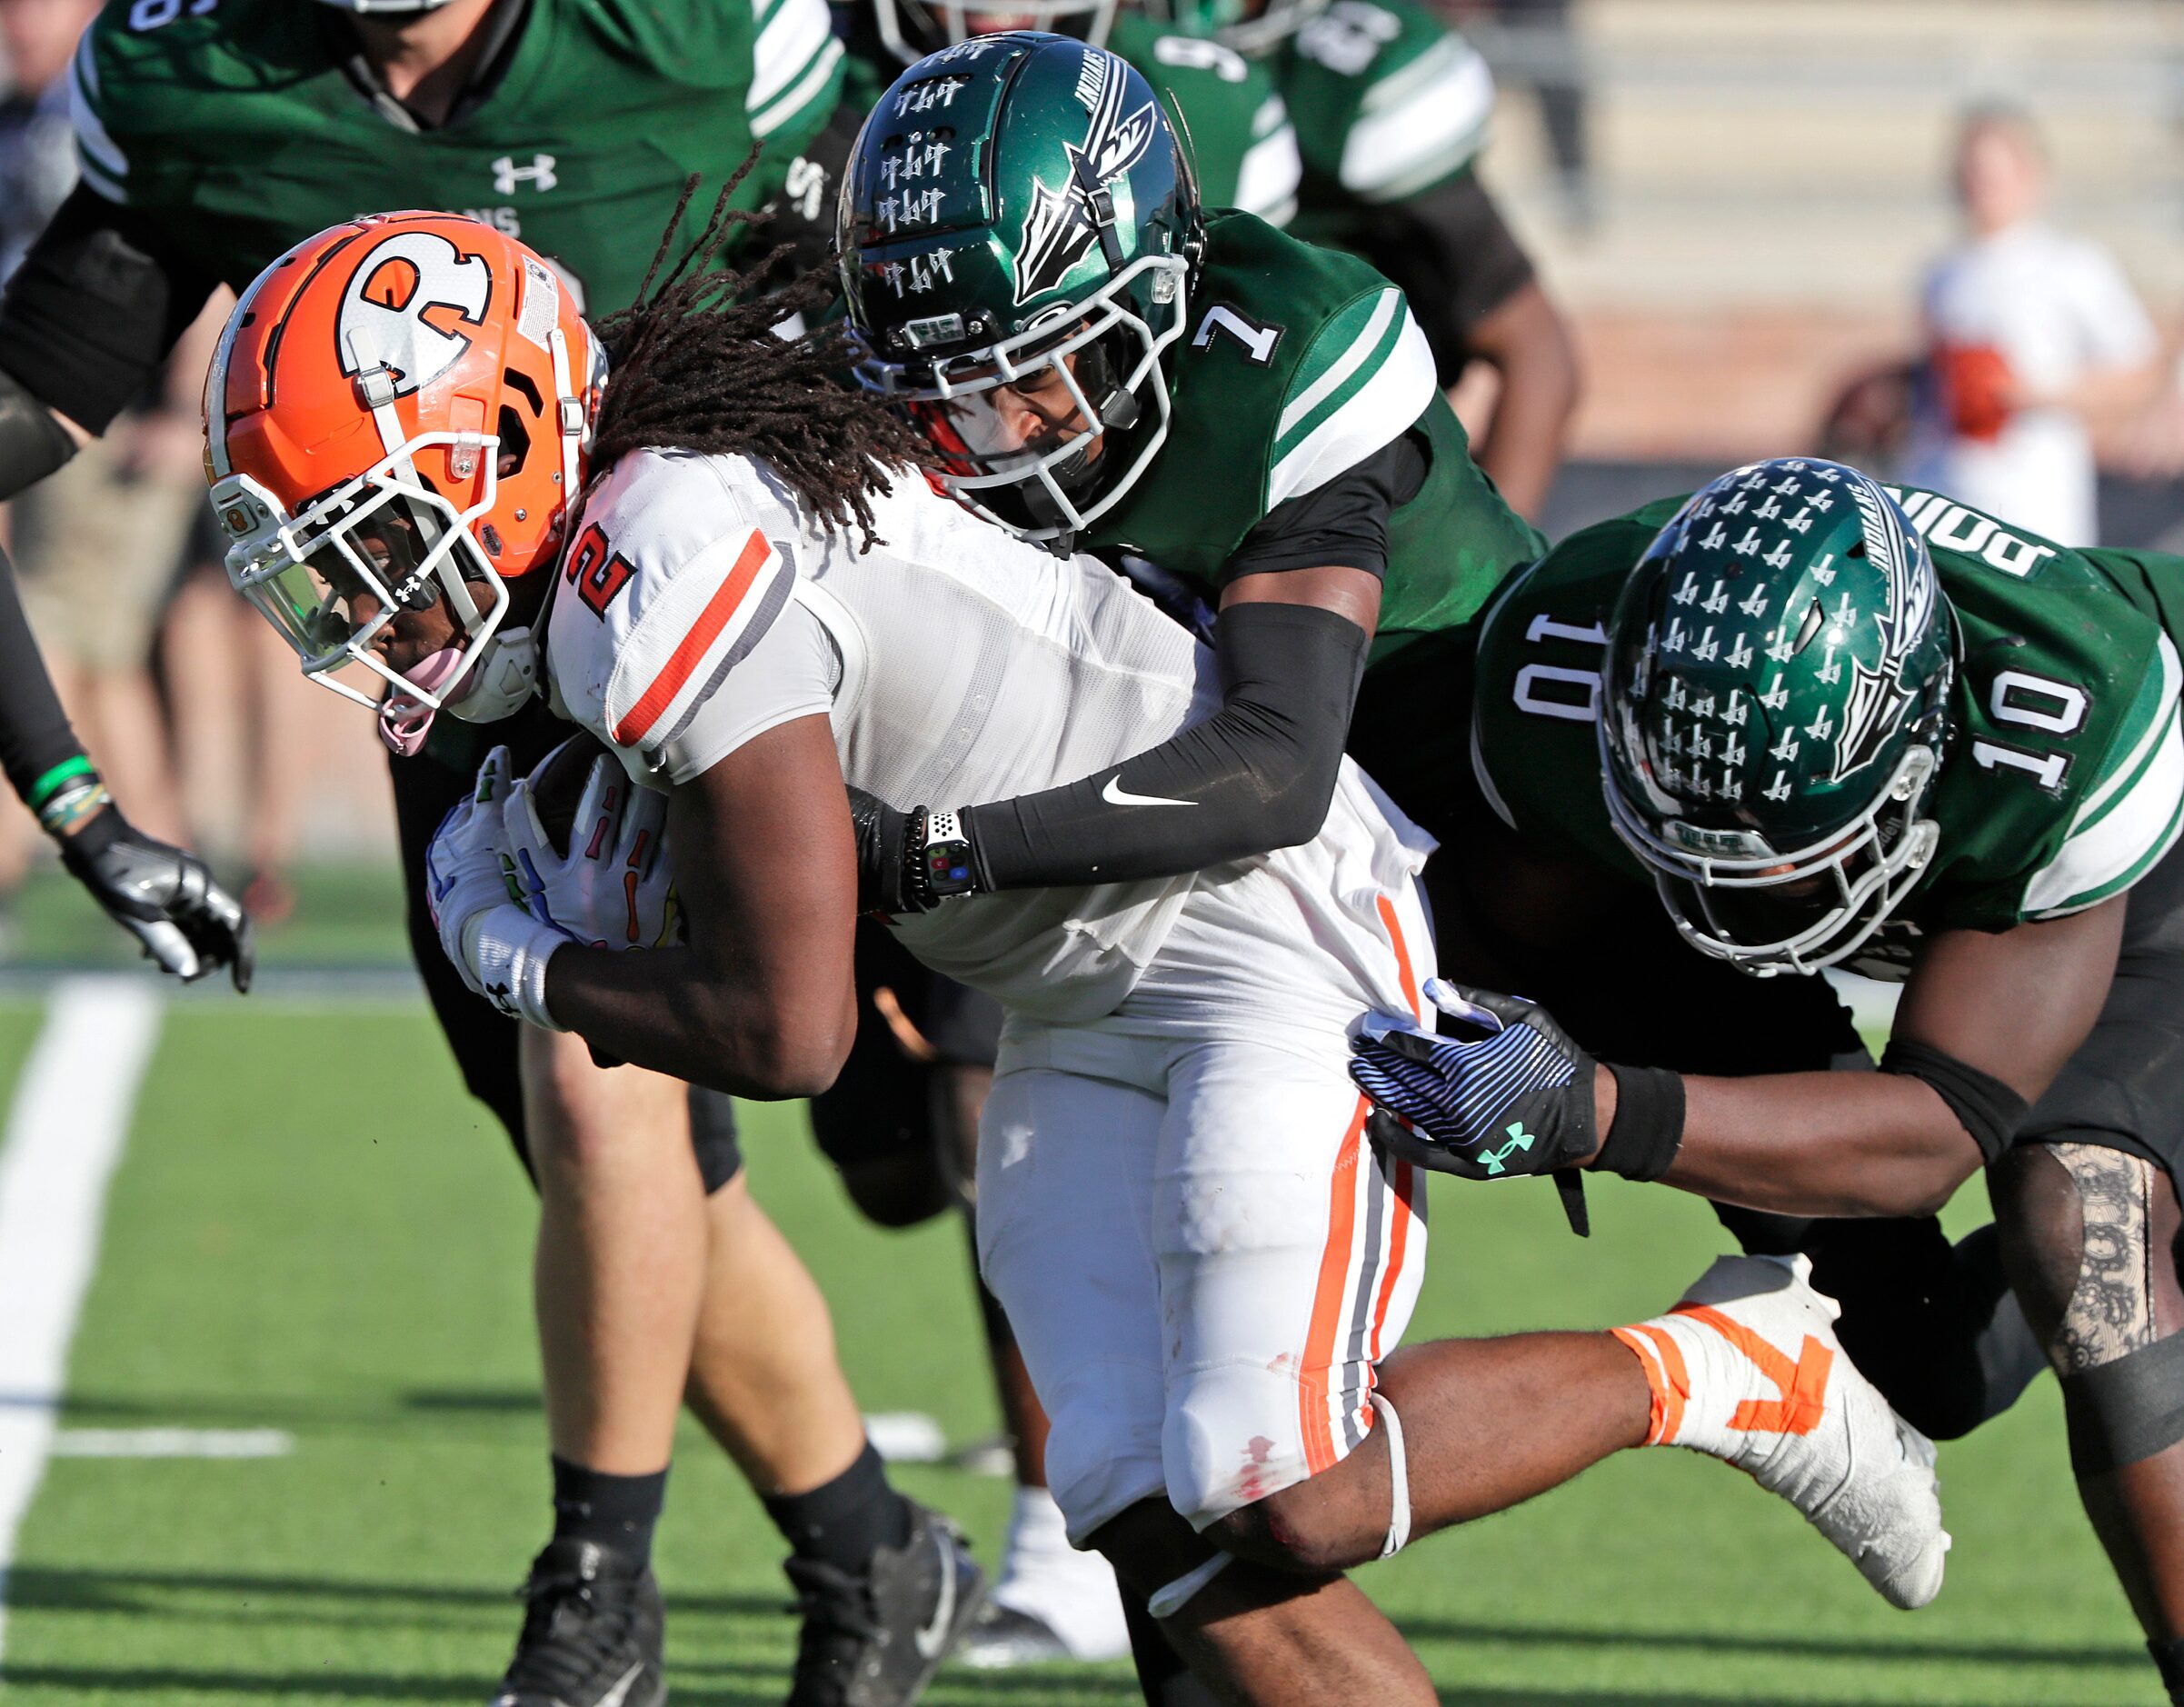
<box><xmin>0</xmin><ymin>985</ymin><xmax>2153</xmax><ymax>1706</ymax></box>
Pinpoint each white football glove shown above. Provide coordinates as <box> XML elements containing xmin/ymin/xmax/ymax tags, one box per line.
<box><xmin>503</xmin><ymin>746</ymin><xmax>678</xmax><ymax>951</ymax></box>
<box><xmin>424</xmin><ymin>744</ymin><xmax>570</xmax><ymax>1031</ymax></box>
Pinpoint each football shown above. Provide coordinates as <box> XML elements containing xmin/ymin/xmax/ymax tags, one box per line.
<box><xmin>523</xmin><ymin>731</ymin><xmax>622</xmax><ymax>861</ymax></box>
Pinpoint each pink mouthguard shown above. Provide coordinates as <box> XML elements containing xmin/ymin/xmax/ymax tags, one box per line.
<box><xmin>377</xmin><ymin>648</ymin><xmax>470</xmax><ymax>756</ymax></box>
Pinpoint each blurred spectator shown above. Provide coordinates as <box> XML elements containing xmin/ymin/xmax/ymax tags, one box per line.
<box><xmin>0</xmin><ymin>0</ymin><xmax>200</xmax><ymax>866</ymax></box>
<box><xmin>1452</xmin><ymin>0</ymin><xmax>1591</xmax><ymax>230</ymax></box>
<box><xmin>1904</xmin><ymin>105</ymin><xmax>2159</xmax><ymax>545</ymax></box>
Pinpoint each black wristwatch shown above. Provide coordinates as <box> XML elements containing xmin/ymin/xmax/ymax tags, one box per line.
<box><xmin>913</xmin><ymin>808</ymin><xmax>978</xmax><ymax>903</ymax></box>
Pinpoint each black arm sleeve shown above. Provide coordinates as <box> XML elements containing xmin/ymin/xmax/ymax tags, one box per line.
<box><xmin>0</xmin><ymin>187</ymin><xmax>215</xmax><ymax>811</ymax></box>
<box><xmin>1340</xmin><ymin>172</ymin><xmax>1535</xmax><ymax>385</ymax></box>
<box><xmin>962</xmin><ymin>601</ymin><xmax>1369</xmax><ymax>890</ymax></box>
<box><xmin>0</xmin><ymin>537</ymin><xmax>88</xmax><ymax>806</ymax></box>
<box><xmin>0</xmin><ymin>184</ymin><xmax>215</xmax><ymax>436</ymax></box>
<box><xmin>1221</xmin><ymin>430</ymin><xmax>1428</xmax><ymax>584</ymax></box>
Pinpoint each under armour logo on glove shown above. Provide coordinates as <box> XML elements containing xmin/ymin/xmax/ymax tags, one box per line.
<box><xmin>1349</xmin><ymin>980</ymin><xmax>1601</xmax><ymax>1184</ymax></box>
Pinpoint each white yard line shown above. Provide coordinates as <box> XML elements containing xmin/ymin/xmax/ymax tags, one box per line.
<box><xmin>48</xmin><ymin>1427</ymin><xmax>293</xmax><ymax>1460</ymax></box>
<box><xmin>0</xmin><ymin>977</ymin><xmax>162</xmax><ymax>1662</ymax></box>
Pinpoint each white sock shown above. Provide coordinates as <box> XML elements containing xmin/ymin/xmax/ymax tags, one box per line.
<box><xmin>991</xmin><ymin>1485</ymin><xmax>1131</xmax><ymax>1660</ymax></box>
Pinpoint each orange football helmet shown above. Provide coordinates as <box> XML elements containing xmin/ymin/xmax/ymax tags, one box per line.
<box><xmin>206</xmin><ymin>212</ymin><xmax>604</xmax><ymax>753</ymax></box>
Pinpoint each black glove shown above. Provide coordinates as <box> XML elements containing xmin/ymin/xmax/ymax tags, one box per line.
<box><xmin>1348</xmin><ymin>983</ymin><xmax>1599</xmax><ymax>1182</ymax></box>
<box><xmin>60</xmin><ymin>809</ymin><xmax>254</xmax><ymax>990</ymax></box>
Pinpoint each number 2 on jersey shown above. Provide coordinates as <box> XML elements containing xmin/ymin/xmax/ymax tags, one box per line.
<box><xmin>565</xmin><ymin>523</ymin><xmax>636</xmax><ymax>618</ymax></box>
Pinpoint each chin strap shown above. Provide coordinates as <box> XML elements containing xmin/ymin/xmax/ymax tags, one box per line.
<box><xmin>551</xmin><ymin>324</ymin><xmax>587</xmax><ymax>498</ymax></box>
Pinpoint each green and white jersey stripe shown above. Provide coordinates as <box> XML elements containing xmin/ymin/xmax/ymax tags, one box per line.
<box><xmin>67</xmin><ymin>33</ymin><xmax>125</xmax><ymax>204</ymax></box>
<box><xmin>2024</xmin><ymin>633</ymin><xmax>2184</xmax><ymax>916</ymax></box>
<box><xmin>1334</xmin><ymin>30</ymin><xmax>1493</xmax><ymax>204</ymax></box>
<box><xmin>749</xmin><ymin>0</ymin><xmax>843</xmax><ymax>138</ymax></box>
<box><xmin>1268</xmin><ymin>284</ymin><xmax>1438</xmax><ymax>505</ymax></box>
<box><xmin>1280</xmin><ymin>0</ymin><xmax>1494</xmax><ymax>208</ymax></box>
<box><xmin>1236</xmin><ymin>94</ymin><xmax>1301</xmax><ymax>227</ymax></box>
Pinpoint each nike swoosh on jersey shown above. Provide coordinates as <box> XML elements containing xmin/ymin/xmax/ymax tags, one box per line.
<box><xmin>1102</xmin><ymin>774</ymin><xmax>1197</xmax><ymax>808</ymax></box>
<box><xmin>913</xmin><ymin>1526</ymin><xmax>958</xmax><ymax>1660</ymax></box>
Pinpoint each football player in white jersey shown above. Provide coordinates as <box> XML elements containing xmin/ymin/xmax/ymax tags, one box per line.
<box><xmin>215</xmin><ymin>206</ymin><xmax>1950</xmax><ymax>1707</ymax></box>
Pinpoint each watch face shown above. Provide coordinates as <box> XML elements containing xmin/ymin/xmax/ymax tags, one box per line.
<box><xmin>925</xmin><ymin>843</ymin><xmax>972</xmax><ymax>890</ymax></box>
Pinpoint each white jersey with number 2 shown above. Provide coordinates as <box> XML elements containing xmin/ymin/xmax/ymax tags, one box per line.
<box><xmin>544</xmin><ymin>446</ymin><xmax>1431</xmax><ymax>1025</ymax></box>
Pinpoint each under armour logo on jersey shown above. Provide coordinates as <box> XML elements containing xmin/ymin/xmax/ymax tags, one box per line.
<box><xmin>493</xmin><ymin>154</ymin><xmax>558</xmax><ymax>195</ymax></box>
<box><xmin>336</xmin><ymin>230</ymin><xmax>492</xmax><ymax>400</ymax></box>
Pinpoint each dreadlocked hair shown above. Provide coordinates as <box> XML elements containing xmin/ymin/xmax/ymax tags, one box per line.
<box><xmin>591</xmin><ymin>166</ymin><xmax>927</xmax><ymax>549</ymax></box>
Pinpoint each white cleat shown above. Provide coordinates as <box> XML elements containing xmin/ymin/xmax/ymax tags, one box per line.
<box><xmin>1615</xmin><ymin>1252</ymin><xmax>1950</xmax><ymax>1610</ymax></box>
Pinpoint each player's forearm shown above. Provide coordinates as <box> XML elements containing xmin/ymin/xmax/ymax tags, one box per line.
<box><xmin>0</xmin><ymin>538</ymin><xmax>94</xmax><ymax>818</ymax></box>
<box><xmin>1463</xmin><ymin>282</ymin><xmax>1580</xmax><ymax>523</ymax></box>
<box><xmin>1658</xmin><ymin>1069</ymin><xmax>1984</xmax><ymax>1218</ymax></box>
<box><xmin>544</xmin><ymin>943</ymin><xmax>855</xmax><ymax>1101</ymax></box>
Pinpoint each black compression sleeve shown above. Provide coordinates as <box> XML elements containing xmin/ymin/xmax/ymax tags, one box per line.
<box><xmin>0</xmin><ymin>368</ymin><xmax>77</xmax><ymax>501</ymax></box>
<box><xmin>1880</xmin><ymin>1036</ymin><xmax>2029</xmax><ymax>1164</ymax></box>
<box><xmin>0</xmin><ymin>185</ymin><xmax>214</xmax><ymax>435</ymax></box>
<box><xmin>1222</xmin><ymin>431</ymin><xmax>1428</xmax><ymax>584</ymax></box>
<box><xmin>962</xmin><ymin>601</ymin><xmax>1369</xmax><ymax>889</ymax></box>
<box><xmin>0</xmin><ymin>539</ymin><xmax>90</xmax><ymax>809</ymax></box>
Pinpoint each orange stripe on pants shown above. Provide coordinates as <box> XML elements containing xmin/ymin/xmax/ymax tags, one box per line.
<box><xmin>1369</xmin><ymin>1158</ymin><xmax>1418</xmax><ymax>1363</ymax></box>
<box><xmin>1298</xmin><ymin>1097</ymin><xmax>1369</xmax><ymax>1476</ymax></box>
<box><xmin>1374</xmin><ymin>893</ymin><xmax>1425</xmax><ymax>1023</ymax></box>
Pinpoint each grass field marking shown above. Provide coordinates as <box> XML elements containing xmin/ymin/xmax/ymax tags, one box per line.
<box><xmin>0</xmin><ymin>976</ymin><xmax>162</xmax><ymax>1663</ymax></box>
<box><xmin>47</xmin><ymin>1428</ymin><xmax>294</xmax><ymax>1460</ymax></box>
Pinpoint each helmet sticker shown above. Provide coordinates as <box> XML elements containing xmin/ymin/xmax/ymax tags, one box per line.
<box><xmin>336</xmin><ymin>230</ymin><xmax>492</xmax><ymax>399</ymax></box>
<box><xmin>514</xmin><ymin>255</ymin><xmax>560</xmax><ymax>352</ymax></box>
<box><xmin>1012</xmin><ymin>50</ymin><xmax>1156</xmax><ymax>304</ymax></box>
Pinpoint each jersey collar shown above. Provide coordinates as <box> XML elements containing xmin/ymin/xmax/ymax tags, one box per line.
<box><xmin>328</xmin><ymin>0</ymin><xmax>534</xmax><ymax>134</ymax></box>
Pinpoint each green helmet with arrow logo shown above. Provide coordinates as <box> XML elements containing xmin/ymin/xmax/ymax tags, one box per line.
<box><xmin>1598</xmin><ymin>457</ymin><xmax>1958</xmax><ymax>975</ymax></box>
<box><xmin>839</xmin><ymin>32</ymin><xmax>1202</xmax><ymax>542</ymax></box>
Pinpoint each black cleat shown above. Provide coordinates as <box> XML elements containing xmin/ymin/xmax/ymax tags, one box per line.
<box><xmin>493</xmin><ymin>1538</ymin><xmax>665</xmax><ymax>1707</ymax></box>
<box><xmin>784</xmin><ymin>1501</ymin><xmax>986</xmax><ymax>1706</ymax></box>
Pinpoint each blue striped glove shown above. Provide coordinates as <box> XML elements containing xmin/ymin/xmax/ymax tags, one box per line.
<box><xmin>1349</xmin><ymin>980</ymin><xmax>1600</xmax><ymax>1183</ymax></box>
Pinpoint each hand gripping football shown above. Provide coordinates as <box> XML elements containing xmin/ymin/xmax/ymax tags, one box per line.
<box><xmin>503</xmin><ymin>734</ymin><xmax>680</xmax><ymax>951</ymax></box>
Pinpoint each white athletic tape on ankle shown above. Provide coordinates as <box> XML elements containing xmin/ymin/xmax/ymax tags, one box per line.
<box><xmin>1148</xmin><ymin>1552</ymin><xmax>1232</xmax><ymax>1619</ymax></box>
<box><xmin>1373</xmin><ymin>1392</ymin><xmax>1411</xmax><ymax>1558</ymax></box>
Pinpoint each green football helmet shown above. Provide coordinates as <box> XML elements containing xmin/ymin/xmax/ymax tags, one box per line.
<box><xmin>1138</xmin><ymin>0</ymin><xmax>1326</xmax><ymax>55</ymax></box>
<box><xmin>1598</xmin><ymin>458</ymin><xmax>1958</xmax><ymax>976</ymax></box>
<box><xmin>839</xmin><ymin>33</ymin><xmax>1202</xmax><ymax>542</ymax></box>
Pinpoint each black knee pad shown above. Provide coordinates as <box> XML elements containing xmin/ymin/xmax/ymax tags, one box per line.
<box><xmin>2063</xmin><ymin>1333</ymin><xmax>2184</xmax><ymax>1476</ymax></box>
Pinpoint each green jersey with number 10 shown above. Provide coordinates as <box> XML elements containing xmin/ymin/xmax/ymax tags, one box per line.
<box><xmin>1473</xmin><ymin>486</ymin><xmax>2184</xmax><ymax>953</ymax></box>
<box><xmin>71</xmin><ymin>0</ymin><xmax>843</xmax><ymax>310</ymax></box>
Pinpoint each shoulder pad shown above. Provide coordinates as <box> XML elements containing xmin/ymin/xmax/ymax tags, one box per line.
<box><xmin>547</xmin><ymin>451</ymin><xmax>799</xmax><ymax>769</ymax></box>
<box><xmin>1883</xmin><ymin>483</ymin><xmax>2184</xmax><ymax>925</ymax></box>
<box><xmin>1265</xmin><ymin>275</ymin><xmax>1437</xmax><ymax>506</ymax></box>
